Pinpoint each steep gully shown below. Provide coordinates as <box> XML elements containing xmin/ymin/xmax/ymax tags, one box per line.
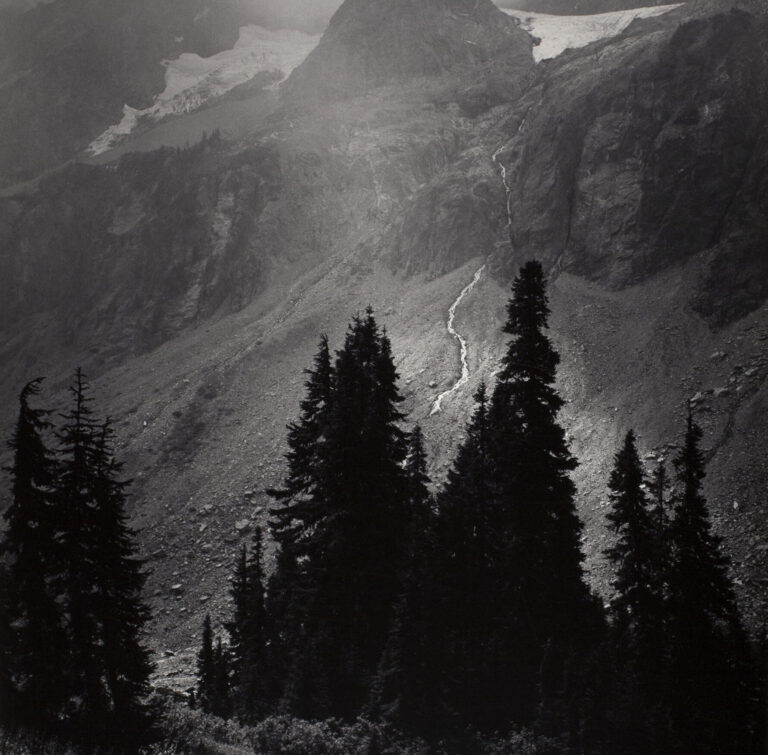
<box><xmin>428</xmin><ymin>132</ymin><xmax>519</xmax><ymax>416</ymax></box>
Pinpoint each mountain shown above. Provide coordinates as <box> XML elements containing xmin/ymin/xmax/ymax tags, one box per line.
<box><xmin>0</xmin><ymin>0</ymin><xmax>766</xmax><ymax>664</ymax></box>
<box><xmin>0</xmin><ymin>0</ymin><xmax>256</xmax><ymax>187</ymax></box>
<box><xmin>283</xmin><ymin>0</ymin><xmax>534</xmax><ymax>102</ymax></box>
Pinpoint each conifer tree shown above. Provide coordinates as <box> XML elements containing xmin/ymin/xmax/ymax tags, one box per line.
<box><xmin>197</xmin><ymin>614</ymin><xmax>216</xmax><ymax>714</ymax></box>
<box><xmin>434</xmin><ymin>383</ymin><xmax>500</xmax><ymax>729</ymax></box>
<box><xmin>603</xmin><ymin>431</ymin><xmax>666</xmax><ymax>752</ymax></box>
<box><xmin>268</xmin><ymin>335</ymin><xmax>333</xmax><ymax>715</ymax></box>
<box><xmin>56</xmin><ymin>369</ymin><xmax>106</xmax><ymax>727</ymax></box>
<box><xmin>53</xmin><ymin>370</ymin><xmax>153</xmax><ymax>742</ymax></box>
<box><xmin>227</xmin><ymin>527</ymin><xmax>271</xmax><ymax>722</ymax></box>
<box><xmin>604</xmin><ymin>431</ymin><xmax>658</xmax><ymax>650</ymax></box>
<box><xmin>1</xmin><ymin>379</ymin><xmax>67</xmax><ymax>726</ymax></box>
<box><xmin>666</xmin><ymin>410</ymin><xmax>753</xmax><ymax>753</ymax></box>
<box><xmin>369</xmin><ymin>425</ymin><xmax>439</xmax><ymax>735</ymax></box>
<box><xmin>89</xmin><ymin>419</ymin><xmax>154</xmax><ymax>740</ymax></box>
<box><xmin>269</xmin><ymin>310</ymin><xmax>410</xmax><ymax>719</ymax></box>
<box><xmin>488</xmin><ymin>261</ymin><xmax>591</xmax><ymax>729</ymax></box>
<box><xmin>213</xmin><ymin>637</ymin><xmax>232</xmax><ymax>719</ymax></box>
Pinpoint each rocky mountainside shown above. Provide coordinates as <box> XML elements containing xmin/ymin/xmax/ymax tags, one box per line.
<box><xmin>0</xmin><ymin>0</ymin><xmax>255</xmax><ymax>187</ymax></box>
<box><xmin>284</xmin><ymin>0</ymin><xmax>534</xmax><ymax>102</ymax></box>
<box><xmin>0</xmin><ymin>0</ymin><xmax>766</xmax><ymax>667</ymax></box>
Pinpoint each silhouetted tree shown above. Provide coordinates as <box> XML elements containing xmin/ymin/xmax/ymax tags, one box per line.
<box><xmin>0</xmin><ymin>379</ymin><xmax>67</xmax><ymax>727</ymax></box>
<box><xmin>369</xmin><ymin>425</ymin><xmax>440</xmax><ymax>736</ymax></box>
<box><xmin>489</xmin><ymin>261</ymin><xmax>593</xmax><ymax>731</ymax></box>
<box><xmin>197</xmin><ymin>614</ymin><xmax>216</xmax><ymax>714</ymax></box>
<box><xmin>89</xmin><ymin>419</ymin><xmax>154</xmax><ymax>742</ymax></box>
<box><xmin>603</xmin><ymin>430</ymin><xmax>666</xmax><ymax>752</ymax></box>
<box><xmin>227</xmin><ymin>527</ymin><xmax>272</xmax><ymax>722</ymax></box>
<box><xmin>666</xmin><ymin>410</ymin><xmax>754</xmax><ymax>754</ymax></box>
<box><xmin>269</xmin><ymin>310</ymin><xmax>410</xmax><ymax>719</ymax></box>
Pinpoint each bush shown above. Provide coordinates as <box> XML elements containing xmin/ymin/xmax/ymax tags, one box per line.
<box><xmin>154</xmin><ymin>703</ymin><xmax>429</xmax><ymax>754</ymax></box>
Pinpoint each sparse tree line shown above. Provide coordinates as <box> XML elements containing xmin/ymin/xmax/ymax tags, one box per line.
<box><xmin>0</xmin><ymin>261</ymin><xmax>764</xmax><ymax>753</ymax></box>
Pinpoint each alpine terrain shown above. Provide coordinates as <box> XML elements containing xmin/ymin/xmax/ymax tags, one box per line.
<box><xmin>0</xmin><ymin>0</ymin><xmax>766</xmax><ymax>750</ymax></box>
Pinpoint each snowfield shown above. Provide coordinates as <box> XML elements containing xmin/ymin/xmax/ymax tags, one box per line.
<box><xmin>502</xmin><ymin>4</ymin><xmax>682</xmax><ymax>62</ymax></box>
<box><xmin>88</xmin><ymin>26</ymin><xmax>319</xmax><ymax>155</ymax></box>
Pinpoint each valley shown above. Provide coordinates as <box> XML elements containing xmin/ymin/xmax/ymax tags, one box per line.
<box><xmin>0</xmin><ymin>0</ymin><xmax>766</xmax><ymax>703</ymax></box>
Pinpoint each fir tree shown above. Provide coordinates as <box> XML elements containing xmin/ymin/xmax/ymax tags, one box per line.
<box><xmin>604</xmin><ymin>431</ymin><xmax>659</xmax><ymax>651</ymax></box>
<box><xmin>1</xmin><ymin>379</ymin><xmax>67</xmax><ymax>727</ymax></box>
<box><xmin>488</xmin><ymin>261</ymin><xmax>592</xmax><ymax>730</ymax></box>
<box><xmin>269</xmin><ymin>310</ymin><xmax>410</xmax><ymax>719</ymax></box>
<box><xmin>369</xmin><ymin>425</ymin><xmax>440</xmax><ymax>736</ymax></box>
<box><xmin>666</xmin><ymin>410</ymin><xmax>753</xmax><ymax>753</ymax></box>
<box><xmin>197</xmin><ymin>614</ymin><xmax>216</xmax><ymax>714</ymax></box>
<box><xmin>603</xmin><ymin>431</ymin><xmax>666</xmax><ymax>752</ymax></box>
<box><xmin>56</xmin><ymin>368</ymin><xmax>106</xmax><ymax>727</ymax></box>
<box><xmin>267</xmin><ymin>335</ymin><xmax>333</xmax><ymax>715</ymax></box>
<box><xmin>227</xmin><ymin>527</ymin><xmax>272</xmax><ymax>722</ymax></box>
<box><xmin>89</xmin><ymin>419</ymin><xmax>154</xmax><ymax>741</ymax></box>
<box><xmin>434</xmin><ymin>383</ymin><xmax>500</xmax><ymax>730</ymax></box>
<box><xmin>213</xmin><ymin>636</ymin><xmax>232</xmax><ymax>719</ymax></box>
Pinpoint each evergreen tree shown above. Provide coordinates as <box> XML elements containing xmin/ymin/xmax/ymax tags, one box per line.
<box><xmin>90</xmin><ymin>419</ymin><xmax>154</xmax><ymax>741</ymax></box>
<box><xmin>227</xmin><ymin>527</ymin><xmax>272</xmax><ymax>722</ymax></box>
<box><xmin>267</xmin><ymin>335</ymin><xmax>333</xmax><ymax>716</ymax></box>
<box><xmin>369</xmin><ymin>425</ymin><xmax>440</xmax><ymax>736</ymax></box>
<box><xmin>56</xmin><ymin>368</ymin><xmax>106</xmax><ymax>728</ymax></box>
<box><xmin>213</xmin><ymin>636</ymin><xmax>232</xmax><ymax>719</ymax></box>
<box><xmin>488</xmin><ymin>261</ymin><xmax>592</xmax><ymax>730</ymax></box>
<box><xmin>434</xmin><ymin>383</ymin><xmax>500</xmax><ymax>730</ymax></box>
<box><xmin>666</xmin><ymin>410</ymin><xmax>753</xmax><ymax>753</ymax></box>
<box><xmin>269</xmin><ymin>310</ymin><xmax>411</xmax><ymax>719</ymax></box>
<box><xmin>54</xmin><ymin>370</ymin><xmax>153</xmax><ymax>743</ymax></box>
<box><xmin>0</xmin><ymin>379</ymin><xmax>67</xmax><ymax>727</ymax></box>
<box><xmin>603</xmin><ymin>430</ymin><xmax>666</xmax><ymax>752</ymax></box>
<box><xmin>604</xmin><ymin>431</ymin><xmax>659</xmax><ymax>652</ymax></box>
<box><xmin>197</xmin><ymin>614</ymin><xmax>216</xmax><ymax>714</ymax></box>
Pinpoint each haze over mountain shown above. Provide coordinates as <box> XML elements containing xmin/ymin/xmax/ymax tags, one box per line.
<box><xmin>1</xmin><ymin>0</ymin><xmax>766</xmax><ymax>680</ymax></box>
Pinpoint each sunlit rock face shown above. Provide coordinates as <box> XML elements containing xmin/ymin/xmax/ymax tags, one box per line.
<box><xmin>283</xmin><ymin>0</ymin><xmax>535</xmax><ymax>103</ymax></box>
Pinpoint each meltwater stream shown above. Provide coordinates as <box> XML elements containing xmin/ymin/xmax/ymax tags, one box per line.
<box><xmin>430</xmin><ymin>265</ymin><xmax>486</xmax><ymax>415</ymax></box>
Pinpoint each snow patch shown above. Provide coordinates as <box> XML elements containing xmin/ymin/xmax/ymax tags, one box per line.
<box><xmin>88</xmin><ymin>25</ymin><xmax>319</xmax><ymax>155</ymax></box>
<box><xmin>502</xmin><ymin>4</ymin><xmax>681</xmax><ymax>62</ymax></box>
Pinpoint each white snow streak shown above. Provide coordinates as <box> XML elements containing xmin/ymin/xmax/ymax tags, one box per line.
<box><xmin>87</xmin><ymin>26</ymin><xmax>319</xmax><ymax>155</ymax></box>
<box><xmin>502</xmin><ymin>5</ymin><xmax>681</xmax><ymax>62</ymax></box>
<box><xmin>430</xmin><ymin>265</ymin><xmax>486</xmax><ymax>416</ymax></box>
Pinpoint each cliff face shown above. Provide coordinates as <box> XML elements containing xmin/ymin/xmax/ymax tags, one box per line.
<box><xmin>489</xmin><ymin>8</ymin><xmax>768</xmax><ymax>326</ymax></box>
<box><xmin>0</xmin><ymin>0</ymin><xmax>766</xmax><ymax>649</ymax></box>
<box><xmin>283</xmin><ymin>0</ymin><xmax>534</xmax><ymax>102</ymax></box>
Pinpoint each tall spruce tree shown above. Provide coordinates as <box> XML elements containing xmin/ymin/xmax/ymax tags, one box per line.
<box><xmin>55</xmin><ymin>370</ymin><xmax>153</xmax><ymax>742</ymax></box>
<box><xmin>666</xmin><ymin>410</ymin><xmax>753</xmax><ymax>753</ymax></box>
<box><xmin>488</xmin><ymin>261</ymin><xmax>592</xmax><ymax>730</ymax></box>
<box><xmin>604</xmin><ymin>431</ymin><xmax>660</xmax><ymax>652</ymax></box>
<box><xmin>1</xmin><ymin>379</ymin><xmax>67</xmax><ymax>727</ymax></box>
<box><xmin>434</xmin><ymin>383</ymin><xmax>500</xmax><ymax>730</ymax></box>
<box><xmin>197</xmin><ymin>614</ymin><xmax>216</xmax><ymax>714</ymax></box>
<box><xmin>603</xmin><ymin>431</ymin><xmax>667</xmax><ymax>752</ymax></box>
<box><xmin>90</xmin><ymin>419</ymin><xmax>154</xmax><ymax>741</ymax></box>
<box><xmin>269</xmin><ymin>309</ymin><xmax>410</xmax><ymax>719</ymax></box>
<box><xmin>227</xmin><ymin>527</ymin><xmax>271</xmax><ymax>722</ymax></box>
<box><xmin>267</xmin><ymin>334</ymin><xmax>333</xmax><ymax>716</ymax></box>
<box><xmin>369</xmin><ymin>425</ymin><xmax>440</xmax><ymax>736</ymax></box>
<box><xmin>55</xmin><ymin>369</ymin><xmax>107</xmax><ymax>729</ymax></box>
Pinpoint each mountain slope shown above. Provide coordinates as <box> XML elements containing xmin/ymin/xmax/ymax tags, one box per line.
<box><xmin>0</xmin><ymin>0</ymin><xmax>766</xmax><ymax>656</ymax></box>
<box><xmin>283</xmin><ymin>0</ymin><xmax>534</xmax><ymax>102</ymax></box>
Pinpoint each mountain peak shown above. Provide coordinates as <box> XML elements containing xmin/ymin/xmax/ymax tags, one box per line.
<box><xmin>284</xmin><ymin>0</ymin><xmax>534</xmax><ymax>102</ymax></box>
